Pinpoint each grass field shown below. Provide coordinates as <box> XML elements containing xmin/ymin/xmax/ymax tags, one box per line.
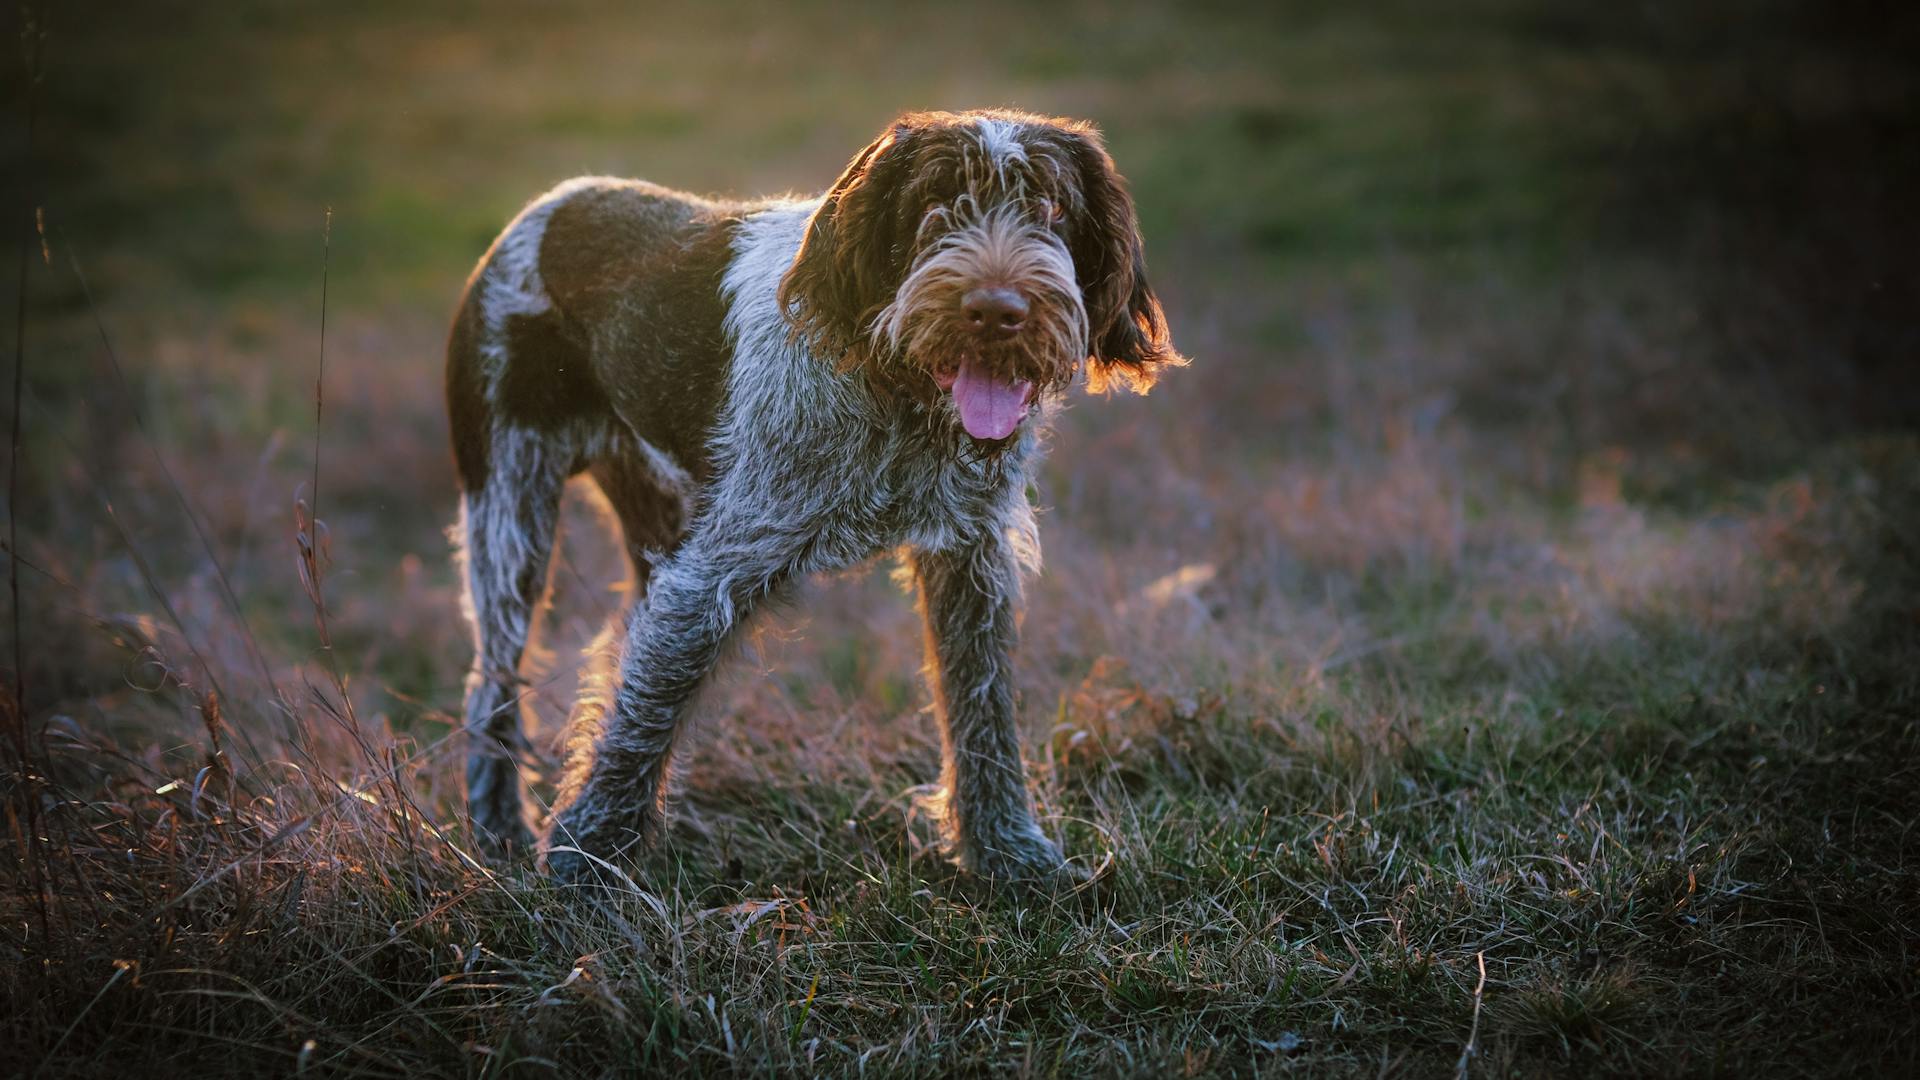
<box><xmin>4</xmin><ymin>1</ymin><xmax>1918</xmax><ymax>1075</ymax></box>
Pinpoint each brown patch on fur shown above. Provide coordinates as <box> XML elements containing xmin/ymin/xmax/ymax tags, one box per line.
<box><xmin>495</xmin><ymin>308</ymin><xmax>601</xmax><ymax>437</ymax></box>
<box><xmin>539</xmin><ymin>184</ymin><xmax>742</xmax><ymax>480</ymax></box>
<box><xmin>776</xmin><ymin>123</ymin><xmax>934</xmax><ymax>365</ymax></box>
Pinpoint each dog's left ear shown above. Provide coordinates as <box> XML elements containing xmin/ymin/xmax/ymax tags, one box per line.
<box><xmin>778</xmin><ymin>122</ymin><xmax>918</xmax><ymax>361</ymax></box>
<box><xmin>1065</xmin><ymin>127</ymin><xmax>1186</xmax><ymax>394</ymax></box>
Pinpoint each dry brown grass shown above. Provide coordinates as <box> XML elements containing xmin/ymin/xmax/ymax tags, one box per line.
<box><xmin>8</xmin><ymin>278</ymin><xmax>1914</xmax><ymax>1075</ymax></box>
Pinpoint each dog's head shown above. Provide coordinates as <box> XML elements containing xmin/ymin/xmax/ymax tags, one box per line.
<box><xmin>777</xmin><ymin>109</ymin><xmax>1185</xmax><ymax>442</ymax></box>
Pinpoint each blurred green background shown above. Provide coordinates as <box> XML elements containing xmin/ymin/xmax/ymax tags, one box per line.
<box><xmin>15</xmin><ymin>1</ymin><xmax>1916</xmax><ymax>427</ymax></box>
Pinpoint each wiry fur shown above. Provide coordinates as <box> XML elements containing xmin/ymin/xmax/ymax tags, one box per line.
<box><xmin>446</xmin><ymin>108</ymin><xmax>1184</xmax><ymax>884</ymax></box>
<box><xmin>875</xmin><ymin>200</ymin><xmax>1088</xmax><ymax>393</ymax></box>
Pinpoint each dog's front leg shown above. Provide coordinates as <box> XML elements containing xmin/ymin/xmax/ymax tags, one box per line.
<box><xmin>909</xmin><ymin>536</ymin><xmax>1069</xmax><ymax>883</ymax></box>
<box><xmin>544</xmin><ymin>539</ymin><xmax>786</xmax><ymax>882</ymax></box>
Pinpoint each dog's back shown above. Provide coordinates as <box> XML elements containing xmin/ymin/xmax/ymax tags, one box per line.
<box><xmin>446</xmin><ymin>177</ymin><xmax>741</xmax><ymax>496</ymax></box>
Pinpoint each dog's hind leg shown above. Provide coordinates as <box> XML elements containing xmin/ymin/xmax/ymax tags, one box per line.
<box><xmin>587</xmin><ymin>437</ymin><xmax>690</xmax><ymax>594</ymax></box>
<box><xmin>455</xmin><ymin>429</ymin><xmax>571</xmax><ymax>859</ymax></box>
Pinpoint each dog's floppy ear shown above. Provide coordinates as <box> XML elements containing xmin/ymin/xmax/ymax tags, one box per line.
<box><xmin>1065</xmin><ymin>126</ymin><xmax>1186</xmax><ymax>394</ymax></box>
<box><xmin>778</xmin><ymin>121</ymin><xmax>918</xmax><ymax>361</ymax></box>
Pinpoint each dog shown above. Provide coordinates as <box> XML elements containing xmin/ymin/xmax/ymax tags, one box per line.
<box><xmin>447</xmin><ymin>108</ymin><xmax>1183</xmax><ymax>884</ymax></box>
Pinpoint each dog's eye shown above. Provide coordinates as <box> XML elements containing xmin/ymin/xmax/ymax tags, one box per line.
<box><xmin>1041</xmin><ymin>199</ymin><xmax>1065</xmax><ymax>229</ymax></box>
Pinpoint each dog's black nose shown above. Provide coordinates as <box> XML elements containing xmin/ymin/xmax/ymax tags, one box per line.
<box><xmin>961</xmin><ymin>287</ymin><xmax>1028</xmax><ymax>335</ymax></box>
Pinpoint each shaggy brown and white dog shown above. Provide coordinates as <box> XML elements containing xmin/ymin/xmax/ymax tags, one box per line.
<box><xmin>447</xmin><ymin>109</ymin><xmax>1183</xmax><ymax>884</ymax></box>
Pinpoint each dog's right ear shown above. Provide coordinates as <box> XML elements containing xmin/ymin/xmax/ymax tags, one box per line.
<box><xmin>778</xmin><ymin>121</ymin><xmax>918</xmax><ymax>362</ymax></box>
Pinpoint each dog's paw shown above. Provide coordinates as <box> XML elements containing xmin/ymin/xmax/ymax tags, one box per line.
<box><xmin>474</xmin><ymin>817</ymin><xmax>536</xmax><ymax>865</ymax></box>
<box><xmin>540</xmin><ymin>843</ymin><xmax>598</xmax><ymax>885</ymax></box>
<box><xmin>963</xmin><ymin>823</ymin><xmax>1078</xmax><ymax>887</ymax></box>
<box><xmin>541</xmin><ymin>804</ymin><xmax>655</xmax><ymax>887</ymax></box>
<box><xmin>467</xmin><ymin>746</ymin><xmax>537</xmax><ymax>864</ymax></box>
<box><xmin>468</xmin><ymin>799</ymin><xmax>535</xmax><ymax>866</ymax></box>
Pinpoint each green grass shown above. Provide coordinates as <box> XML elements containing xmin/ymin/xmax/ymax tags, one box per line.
<box><xmin>4</xmin><ymin>0</ymin><xmax>1918</xmax><ymax>1076</ymax></box>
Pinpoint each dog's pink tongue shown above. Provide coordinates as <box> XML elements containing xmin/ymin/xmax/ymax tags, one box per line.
<box><xmin>951</xmin><ymin>359</ymin><xmax>1031</xmax><ymax>441</ymax></box>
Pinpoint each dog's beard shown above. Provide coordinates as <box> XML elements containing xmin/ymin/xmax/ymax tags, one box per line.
<box><xmin>871</xmin><ymin>207</ymin><xmax>1088</xmax><ymax>441</ymax></box>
